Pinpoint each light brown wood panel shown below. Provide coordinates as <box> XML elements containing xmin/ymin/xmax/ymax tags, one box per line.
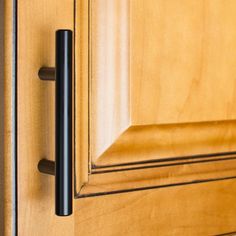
<box><xmin>75</xmin><ymin>0</ymin><xmax>89</xmax><ymax>192</ymax></box>
<box><xmin>18</xmin><ymin>0</ymin><xmax>75</xmax><ymax>235</ymax></box>
<box><xmin>130</xmin><ymin>0</ymin><xmax>236</xmax><ymax>125</ymax></box>
<box><xmin>2</xmin><ymin>1</ymin><xmax>15</xmax><ymax>235</ymax></box>
<box><xmin>14</xmin><ymin>0</ymin><xmax>236</xmax><ymax>235</ymax></box>
<box><xmin>81</xmin><ymin>158</ymin><xmax>236</xmax><ymax>196</ymax></box>
<box><xmin>90</xmin><ymin>0</ymin><xmax>130</xmax><ymax>163</ymax></box>
<box><xmin>76</xmin><ymin>179</ymin><xmax>236</xmax><ymax>236</ymax></box>
<box><xmin>0</xmin><ymin>4</ymin><xmax>4</xmax><ymax>233</ymax></box>
<box><xmin>90</xmin><ymin>0</ymin><xmax>236</xmax><ymax>166</ymax></box>
<box><xmin>95</xmin><ymin>121</ymin><xmax>236</xmax><ymax>166</ymax></box>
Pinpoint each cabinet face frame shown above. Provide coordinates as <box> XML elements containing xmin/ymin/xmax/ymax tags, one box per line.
<box><xmin>75</xmin><ymin>0</ymin><xmax>236</xmax><ymax>197</ymax></box>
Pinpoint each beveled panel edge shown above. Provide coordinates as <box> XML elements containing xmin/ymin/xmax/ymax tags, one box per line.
<box><xmin>77</xmin><ymin>176</ymin><xmax>236</xmax><ymax>199</ymax></box>
<box><xmin>77</xmin><ymin>158</ymin><xmax>236</xmax><ymax>198</ymax></box>
<box><xmin>74</xmin><ymin>0</ymin><xmax>89</xmax><ymax>193</ymax></box>
<box><xmin>90</xmin><ymin>0</ymin><xmax>131</xmax><ymax>164</ymax></box>
<box><xmin>92</xmin><ymin>152</ymin><xmax>236</xmax><ymax>172</ymax></box>
<box><xmin>93</xmin><ymin>120</ymin><xmax>236</xmax><ymax>167</ymax></box>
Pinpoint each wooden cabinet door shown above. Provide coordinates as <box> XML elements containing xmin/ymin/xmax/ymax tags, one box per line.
<box><xmin>10</xmin><ymin>0</ymin><xmax>236</xmax><ymax>235</ymax></box>
<box><xmin>77</xmin><ymin>0</ymin><xmax>236</xmax><ymax>196</ymax></box>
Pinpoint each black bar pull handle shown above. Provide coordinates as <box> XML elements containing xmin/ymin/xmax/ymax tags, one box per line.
<box><xmin>38</xmin><ymin>30</ymin><xmax>73</xmax><ymax>216</ymax></box>
<box><xmin>55</xmin><ymin>30</ymin><xmax>73</xmax><ymax>216</ymax></box>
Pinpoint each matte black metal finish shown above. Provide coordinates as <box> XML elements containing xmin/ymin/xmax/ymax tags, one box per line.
<box><xmin>38</xmin><ymin>30</ymin><xmax>73</xmax><ymax>217</ymax></box>
<box><xmin>38</xmin><ymin>159</ymin><xmax>55</xmax><ymax>176</ymax></box>
<box><xmin>55</xmin><ymin>30</ymin><xmax>73</xmax><ymax>216</ymax></box>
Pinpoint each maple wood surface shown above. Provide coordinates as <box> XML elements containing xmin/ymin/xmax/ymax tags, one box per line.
<box><xmin>18</xmin><ymin>0</ymin><xmax>75</xmax><ymax>235</ymax></box>
<box><xmin>2</xmin><ymin>1</ymin><xmax>16</xmax><ymax>235</ymax></box>
<box><xmin>90</xmin><ymin>0</ymin><xmax>236</xmax><ymax>167</ymax></box>
<box><xmin>76</xmin><ymin>179</ymin><xmax>236</xmax><ymax>236</ymax></box>
<box><xmin>14</xmin><ymin>0</ymin><xmax>236</xmax><ymax>235</ymax></box>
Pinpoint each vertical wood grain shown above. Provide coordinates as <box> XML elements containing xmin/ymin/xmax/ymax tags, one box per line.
<box><xmin>14</xmin><ymin>1</ymin><xmax>236</xmax><ymax>235</ymax></box>
<box><xmin>0</xmin><ymin>3</ymin><xmax>4</xmax><ymax>232</ymax></box>
<box><xmin>90</xmin><ymin>0</ymin><xmax>130</xmax><ymax>161</ymax></box>
<box><xmin>90</xmin><ymin>0</ymin><xmax>236</xmax><ymax>166</ymax></box>
<box><xmin>2</xmin><ymin>0</ymin><xmax>16</xmax><ymax>235</ymax></box>
<box><xmin>75</xmin><ymin>0</ymin><xmax>89</xmax><ymax>192</ymax></box>
<box><xmin>130</xmin><ymin>0</ymin><xmax>236</xmax><ymax>125</ymax></box>
<box><xmin>18</xmin><ymin>1</ymin><xmax>75</xmax><ymax>235</ymax></box>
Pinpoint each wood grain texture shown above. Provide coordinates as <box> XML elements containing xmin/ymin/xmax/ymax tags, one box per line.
<box><xmin>75</xmin><ymin>0</ymin><xmax>89</xmax><ymax>192</ymax></box>
<box><xmin>0</xmin><ymin>3</ymin><xmax>4</xmax><ymax>233</ymax></box>
<box><xmin>130</xmin><ymin>0</ymin><xmax>236</xmax><ymax>125</ymax></box>
<box><xmin>90</xmin><ymin>0</ymin><xmax>236</xmax><ymax>166</ymax></box>
<box><xmin>90</xmin><ymin>0</ymin><xmax>130</xmax><ymax>163</ymax></box>
<box><xmin>2</xmin><ymin>1</ymin><xmax>15</xmax><ymax>235</ymax></box>
<box><xmin>76</xmin><ymin>179</ymin><xmax>236</xmax><ymax>236</ymax></box>
<box><xmin>95</xmin><ymin>121</ymin><xmax>236</xmax><ymax>166</ymax></box>
<box><xmin>18</xmin><ymin>0</ymin><xmax>75</xmax><ymax>235</ymax></box>
<box><xmin>15</xmin><ymin>1</ymin><xmax>236</xmax><ymax>235</ymax></box>
<box><xmin>81</xmin><ymin>158</ymin><xmax>236</xmax><ymax>196</ymax></box>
